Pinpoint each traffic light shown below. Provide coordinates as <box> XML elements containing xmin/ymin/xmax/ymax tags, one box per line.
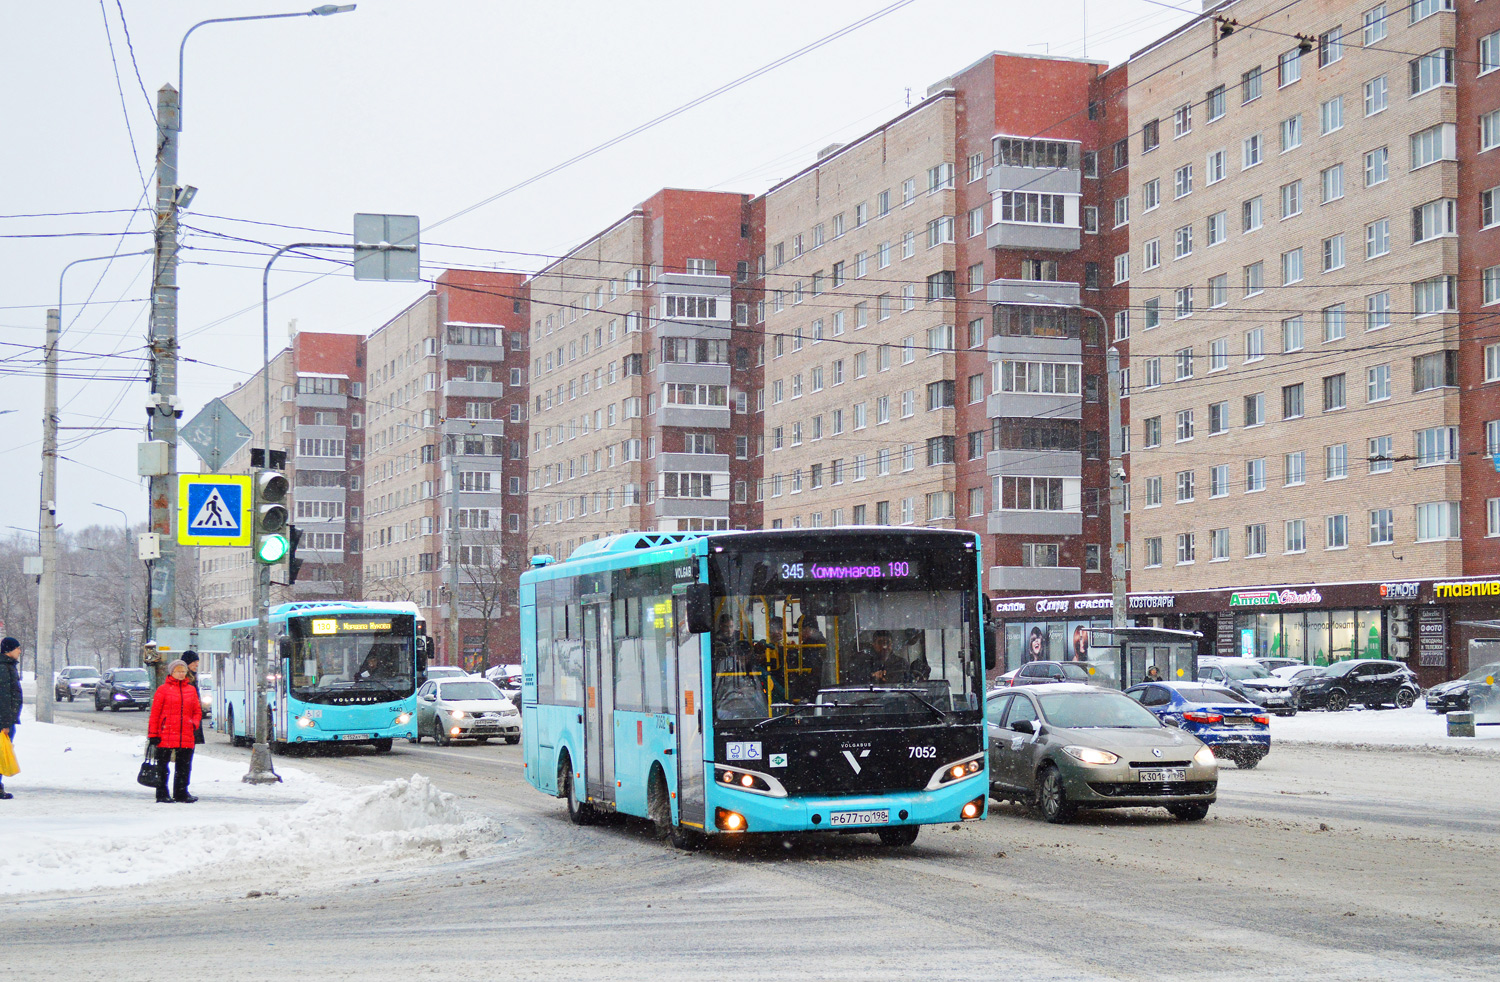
<box><xmin>287</xmin><ymin>525</ymin><xmax>304</xmax><ymax>584</ymax></box>
<box><xmin>252</xmin><ymin>468</ymin><xmax>290</xmax><ymax>565</ymax></box>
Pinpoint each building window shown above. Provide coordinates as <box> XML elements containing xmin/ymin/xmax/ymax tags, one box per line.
<box><xmin>1281</xmin><ymin>115</ymin><xmax>1302</xmax><ymax>152</ymax></box>
<box><xmin>1365</xmin><ymin>75</ymin><xmax>1387</xmax><ymax>116</ymax></box>
<box><xmin>1323</xmin><ymin>374</ymin><xmax>1346</xmax><ymax>412</ymax></box>
<box><xmin>1369</xmin><ymin>435</ymin><xmax>1393</xmax><ymax>474</ymax></box>
<box><xmin>1326</xmin><ymin>443</ymin><xmax>1349</xmax><ymax>480</ymax></box>
<box><xmin>1285</xmin><ymin>451</ymin><xmax>1306</xmax><ymax>486</ymax></box>
<box><xmin>1177</xmin><ymin>532</ymin><xmax>1196</xmax><ymax>565</ymax></box>
<box><xmin>1415</xmin><ymin>425</ymin><xmax>1460</xmax><ymax>465</ymax></box>
<box><xmin>1413</xmin><ymin>276</ymin><xmax>1457</xmax><ymax>316</ymax></box>
<box><xmin>1282</xmin><ymin>383</ymin><xmax>1305</xmax><ymax>419</ymax></box>
<box><xmin>1318</xmin><ymin>26</ymin><xmax>1343</xmax><ymax>67</ymax></box>
<box><xmin>1416</xmin><ymin>502</ymin><xmax>1460</xmax><ymax>541</ymax></box>
<box><xmin>1413</xmin><ymin>199</ymin><xmax>1457</xmax><ymax>243</ymax></box>
<box><xmin>1243</xmin><ymin>196</ymin><xmax>1263</xmax><ymax>232</ymax></box>
<box><xmin>1366</xmin><ymin>218</ymin><xmax>1390</xmax><ymax>259</ymax></box>
<box><xmin>1247</xmin><ymin>458</ymin><xmax>1267</xmax><ymax>493</ymax></box>
<box><xmin>1246</xmin><ymin>524</ymin><xmax>1268</xmax><ymax>558</ymax></box>
<box><xmin>1242</xmin><ymin>65</ymin><xmax>1262</xmax><ymax>103</ymax></box>
<box><xmin>1243</xmin><ymin>134</ymin><xmax>1261</xmax><ymax>169</ymax></box>
<box><xmin>1326</xmin><ymin>514</ymin><xmax>1349</xmax><ymax>550</ymax></box>
<box><xmin>1370</xmin><ymin>508</ymin><xmax>1395</xmax><ymax>545</ymax></box>
<box><xmin>1286</xmin><ymin>519</ymin><xmax>1307</xmax><ymax>554</ymax></box>
<box><xmin>1145</xmin><ymin>537</ymin><xmax>1163</xmax><ymax>568</ymax></box>
<box><xmin>1410</xmin><ymin>49</ymin><xmax>1455</xmax><ymax>95</ymax></box>
<box><xmin>1368</xmin><ymin>364</ymin><xmax>1391</xmax><ymax>402</ymax></box>
<box><xmin>1279</xmin><ymin>48</ymin><xmax>1302</xmax><ymax>87</ymax></box>
<box><xmin>1320</xmin><ymin>96</ymin><xmax>1343</xmax><ymax>134</ymax></box>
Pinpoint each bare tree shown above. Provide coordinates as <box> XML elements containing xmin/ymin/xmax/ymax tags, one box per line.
<box><xmin>455</xmin><ymin>526</ymin><xmax>518</xmax><ymax>674</ymax></box>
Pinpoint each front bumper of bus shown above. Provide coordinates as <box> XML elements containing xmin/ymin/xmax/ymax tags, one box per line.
<box><xmin>706</xmin><ymin>768</ymin><xmax>987</xmax><ymax>834</ymax></box>
<box><xmin>290</xmin><ymin>711</ymin><xmax>414</xmax><ymax>743</ymax></box>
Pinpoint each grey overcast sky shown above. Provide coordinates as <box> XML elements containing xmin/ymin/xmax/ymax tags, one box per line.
<box><xmin>1</xmin><ymin>0</ymin><xmax>1195</xmax><ymax>538</ymax></box>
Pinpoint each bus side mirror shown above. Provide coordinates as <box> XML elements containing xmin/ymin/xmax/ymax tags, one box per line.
<box><xmin>278</xmin><ymin>638</ymin><xmax>292</xmax><ymax>661</ymax></box>
<box><xmin>984</xmin><ymin>625</ymin><xmax>998</xmax><ymax>671</ymax></box>
<box><xmin>417</xmin><ymin>637</ymin><xmax>431</xmax><ymax>676</ymax></box>
<box><xmin>684</xmin><ymin>584</ymin><xmax>714</xmax><ymax>634</ymax></box>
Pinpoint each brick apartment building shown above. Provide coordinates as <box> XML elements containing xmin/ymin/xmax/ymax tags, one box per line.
<box><xmin>525</xmin><ymin>189</ymin><xmax>762</xmax><ymax>558</ymax></box>
<box><xmin>756</xmin><ymin>53</ymin><xmax>1129</xmax><ymax>610</ymax></box>
<box><xmin>361</xmin><ymin>270</ymin><xmax>530</xmax><ymax>670</ymax></box>
<box><xmin>195</xmin><ymin>329</ymin><xmax>366</xmax><ymax>624</ymax></box>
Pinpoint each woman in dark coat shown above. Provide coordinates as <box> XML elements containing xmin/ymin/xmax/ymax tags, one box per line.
<box><xmin>0</xmin><ymin>637</ymin><xmax>22</xmax><ymax>800</ymax></box>
<box><xmin>147</xmin><ymin>659</ymin><xmax>202</xmax><ymax>803</ymax></box>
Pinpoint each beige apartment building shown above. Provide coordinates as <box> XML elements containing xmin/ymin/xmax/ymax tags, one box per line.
<box><xmin>1128</xmin><ymin>0</ymin><xmax>1465</xmax><ymax>590</ymax></box>
<box><xmin>526</xmin><ymin>189</ymin><xmax>760</xmax><ymax>560</ymax></box>
<box><xmin>194</xmin><ymin>329</ymin><xmax>366</xmax><ymax>625</ymax></box>
<box><xmin>760</xmin><ymin>97</ymin><xmax>963</xmax><ymax>530</ymax></box>
<box><xmin>362</xmin><ymin>270</ymin><xmax>529</xmax><ymax>670</ymax></box>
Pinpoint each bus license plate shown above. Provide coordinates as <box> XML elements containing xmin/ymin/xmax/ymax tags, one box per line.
<box><xmin>338</xmin><ymin>733</ymin><xmax>371</xmax><ymax>741</ymax></box>
<box><xmin>1137</xmin><ymin>768</ymin><xmax>1185</xmax><ymax>782</ymax></box>
<box><xmin>828</xmin><ymin>809</ymin><xmax>889</xmax><ymax>827</ymax></box>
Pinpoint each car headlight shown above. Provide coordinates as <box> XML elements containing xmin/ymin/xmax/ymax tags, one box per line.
<box><xmin>1062</xmin><ymin>745</ymin><xmax>1119</xmax><ymax>765</ymax></box>
<box><xmin>1193</xmin><ymin>744</ymin><xmax>1216</xmax><ymax>766</ymax></box>
<box><xmin>449</xmin><ymin>709</ymin><xmax>466</xmax><ymax>720</ymax></box>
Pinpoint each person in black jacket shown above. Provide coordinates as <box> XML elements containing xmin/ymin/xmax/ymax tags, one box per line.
<box><xmin>0</xmin><ymin>637</ymin><xmax>23</xmax><ymax>800</ymax></box>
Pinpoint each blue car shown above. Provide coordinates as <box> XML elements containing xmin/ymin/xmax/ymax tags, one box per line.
<box><xmin>1125</xmin><ymin>682</ymin><xmax>1271</xmax><ymax>769</ymax></box>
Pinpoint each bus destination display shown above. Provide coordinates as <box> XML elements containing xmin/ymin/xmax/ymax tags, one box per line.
<box><xmin>776</xmin><ymin>559</ymin><xmax>922</xmax><ymax>582</ymax></box>
<box><xmin>311</xmin><ymin>618</ymin><xmax>395</xmax><ymax>635</ymax></box>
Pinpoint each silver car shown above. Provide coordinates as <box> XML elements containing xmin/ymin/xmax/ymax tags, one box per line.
<box><xmin>412</xmin><ymin>678</ymin><xmax>520</xmax><ymax>746</ymax></box>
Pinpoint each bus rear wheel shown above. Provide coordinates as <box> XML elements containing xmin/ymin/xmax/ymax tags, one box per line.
<box><xmin>372</xmin><ymin>738</ymin><xmax>393</xmax><ymax>753</ymax></box>
<box><xmin>877</xmin><ymin>826</ymin><xmax>920</xmax><ymax>847</ymax></box>
<box><xmin>560</xmin><ymin>758</ymin><xmax>596</xmax><ymax>826</ymax></box>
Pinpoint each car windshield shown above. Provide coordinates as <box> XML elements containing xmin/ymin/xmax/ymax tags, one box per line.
<box><xmin>289</xmin><ymin>634</ymin><xmax>415</xmax><ymax>699</ymax></box>
<box><xmin>1038</xmin><ymin>691</ymin><xmax>1163</xmax><ymax>728</ymax></box>
<box><xmin>1220</xmin><ymin>662</ymin><xmax>1273</xmax><ymax>680</ymax></box>
<box><xmin>114</xmin><ymin>669</ymin><xmax>148</xmax><ymax>683</ymax></box>
<box><xmin>438</xmin><ymin>681</ymin><xmax>504</xmax><ymax>701</ymax></box>
<box><xmin>427</xmin><ymin>667</ymin><xmax>467</xmax><ymax>679</ymax></box>
<box><xmin>1461</xmin><ymin>662</ymin><xmax>1500</xmax><ymax>682</ymax></box>
<box><xmin>1058</xmin><ymin>663</ymin><xmax>1093</xmax><ymax>681</ymax></box>
<box><xmin>1175</xmin><ymin>685</ymin><xmax>1251</xmax><ymax>704</ymax></box>
<box><xmin>70</xmin><ymin>668</ymin><xmax>100</xmax><ymax>679</ymax></box>
<box><xmin>1324</xmin><ymin>660</ymin><xmax>1360</xmax><ymax>677</ymax></box>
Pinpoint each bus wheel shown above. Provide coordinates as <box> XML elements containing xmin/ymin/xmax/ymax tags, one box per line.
<box><xmin>560</xmin><ymin>758</ymin><xmax>597</xmax><ymax>826</ymax></box>
<box><xmin>649</xmin><ymin>770</ymin><xmax>703</xmax><ymax>851</ymax></box>
<box><xmin>878</xmin><ymin>826</ymin><xmax>920</xmax><ymax>847</ymax></box>
<box><xmin>373</xmin><ymin>738</ymin><xmax>393</xmax><ymax>753</ymax></box>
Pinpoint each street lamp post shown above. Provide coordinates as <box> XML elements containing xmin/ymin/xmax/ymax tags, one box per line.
<box><xmin>95</xmin><ymin>503</ymin><xmax>134</xmax><ymax>668</ymax></box>
<box><xmin>147</xmin><ymin>3</ymin><xmax>357</xmax><ymax>646</ymax></box>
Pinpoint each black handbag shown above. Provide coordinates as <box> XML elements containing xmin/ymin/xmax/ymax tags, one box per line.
<box><xmin>136</xmin><ymin>744</ymin><xmax>160</xmax><ymax>788</ymax></box>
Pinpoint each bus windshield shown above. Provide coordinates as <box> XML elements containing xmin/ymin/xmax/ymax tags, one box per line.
<box><xmin>287</xmin><ymin>616</ymin><xmax>416</xmax><ymax>701</ymax></box>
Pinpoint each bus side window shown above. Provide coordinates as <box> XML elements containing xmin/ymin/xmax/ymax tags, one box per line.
<box><xmin>536</xmin><ymin>605</ymin><xmax>554</xmax><ymax>703</ymax></box>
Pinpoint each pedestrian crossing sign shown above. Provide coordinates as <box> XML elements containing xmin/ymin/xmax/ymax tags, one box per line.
<box><xmin>177</xmin><ymin>474</ymin><xmax>253</xmax><ymax>547</ymax></box>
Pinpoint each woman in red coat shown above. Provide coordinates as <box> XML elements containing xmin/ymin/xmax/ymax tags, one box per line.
<box><xmin>147</xmin><ymin>659</ymin><xmax>203</xmax><ymax>803</ymax></box>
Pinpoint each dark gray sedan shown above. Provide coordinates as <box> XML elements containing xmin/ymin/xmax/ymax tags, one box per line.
<box><xmin>986</xmin><ymin>683</ymin><xmax>1218</xmax><ymax>823</ymax></box>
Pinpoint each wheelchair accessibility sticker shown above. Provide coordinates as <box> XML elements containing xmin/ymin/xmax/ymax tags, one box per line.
<box><xmin>725</xmin><ymin>741</ymin><xmax>762</xmax><ymax>761</ymax></box>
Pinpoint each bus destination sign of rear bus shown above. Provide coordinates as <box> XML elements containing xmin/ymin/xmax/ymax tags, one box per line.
<box><xmin>310</xmin><ymin>618</ymin><xmax>394</xmax><ymax>635</ymax></box>
<box><xmin>777</xmin><ymin>560</ymin><xmax>921</xmax><ymax>582</ymax></box>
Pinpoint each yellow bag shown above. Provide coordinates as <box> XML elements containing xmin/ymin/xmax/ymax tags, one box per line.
<box><xmin>0</xmin><ymin>730</ymin><xmax>17</xmax><ymax>778</ymax></box>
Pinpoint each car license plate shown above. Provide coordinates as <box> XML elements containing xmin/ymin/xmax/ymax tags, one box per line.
<box><xmin>828</xmin><ymin>809</ymin><xmax>889</xmax><ymax>827</ymax></box>
<box><xmin>1137</xmin><ymin>768</ymin><xmax>1186</xmax><ymax>782</ymax></box>
<box><xmin>337</xmin><ymin>733</ymin><xmax>371</xmax><ymax>741</ymax></box>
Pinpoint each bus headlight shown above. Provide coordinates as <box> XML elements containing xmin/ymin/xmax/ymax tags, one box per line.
<box><xmin>296</xmin><ymin>715</ymin><xmax>315</xmax><ymax>728</ymax></box>
<box><xmin>926</xmin><ymin>754</ymin><xmax>984</xmax><ymax>790</ymax></box>
<box><xmin>395</xmin><ymin>712</ymin><xmax>412</xmax><ymax>725</ymax></box>
<box><xmin>449</xmin><ymin>709</ymin><xmax>466</xmax><ymax>720</ymax></box>
<box><xmin>712</xmin><ymin>765</ymin><xmax>788</xmax><ymax>797</ymax></box>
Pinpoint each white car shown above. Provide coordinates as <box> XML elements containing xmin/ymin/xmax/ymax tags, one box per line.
<box><xmin>1272</xmin><ymin>664</ymin><xmax>1324</xmax><ymax>685</ymax></box>
<box><xmin>422</xmin><ymin>665</ymin><xmax>473</xmax><ymax>683</ymax></box>
<box><xmin>412</xmin><ymin>678</ymin><xmax>520</xmax><ymax>745</ymax></box>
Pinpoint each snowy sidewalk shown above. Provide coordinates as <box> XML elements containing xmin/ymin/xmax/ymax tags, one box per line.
<box><xmin>0</xmin><ymin>709</ymin><xmax>498</xmax><ymax>896</ymax></box>
<box><xmin>1271</xmin><ymin>704</ymin><xmax>1500</xmax><ymax>754</ymax></box>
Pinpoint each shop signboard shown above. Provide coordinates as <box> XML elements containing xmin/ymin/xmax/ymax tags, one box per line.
<box><xmin>1417</xmin><ymin>607</ymin><xmax>1447</xmax><ymax>667</ymax></box>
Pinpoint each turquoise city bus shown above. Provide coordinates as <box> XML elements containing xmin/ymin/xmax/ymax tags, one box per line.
<box><xmin>215</xmin><ymin>601</ymin><xmax>425</xmax><ymax>752</ymax></box>
<box><xmin>521</xmin><ymin>527</ymin><xmax>990</xmax><ymax>848</ymax></box>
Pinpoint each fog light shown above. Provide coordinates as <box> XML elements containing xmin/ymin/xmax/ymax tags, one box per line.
<box><xmin>962</xmin><ymin>795</ymin><xmax>985</xmax><ymax>820</ymax></box>
<box><xmin>715</xmin><ymin>808</ymin><xmax>747</xmax><ymax>832</ymax></box>
<box><xmin>962</xmin><ymin>802</ymin><xmax>980</xmax><ymax>819</ymax></box>
<box><xmin>450</xmin><ymin>726</ymin><xmax>462</xmax><ymax>737</ymax></box>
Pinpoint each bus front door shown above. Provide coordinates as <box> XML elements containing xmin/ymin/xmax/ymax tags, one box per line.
<box><xmin>674</xmin><ymin>597</ymin><xmax>706</xmax><ymax>828</ymax></box>
<box><xmin>583</xmin><ymin>602</ymin><xmax>615</xmax><ymax>807</ymax></box>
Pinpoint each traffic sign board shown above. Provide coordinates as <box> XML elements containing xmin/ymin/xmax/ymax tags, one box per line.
<box><xmin>180</xmin><ymin>398</ymin><xmax>253</xmax><ymax>473</ymax></box>
<box><xmin>177</xmin><ymin>475</ymin><xmax>253</xmax><ymax>547</ymax></box>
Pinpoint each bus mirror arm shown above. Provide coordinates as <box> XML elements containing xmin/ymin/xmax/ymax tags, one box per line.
<box><xmin>417</xmin><ymin>637</ymin><xmax>431</xmax><ymax>676</ymax></box>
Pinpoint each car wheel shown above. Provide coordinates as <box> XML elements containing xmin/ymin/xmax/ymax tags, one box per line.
<box><xmin>1168</xmin><ymin>802</ymin><xmax>1211</xmax><ymax>821</ymax></box>
<box><xmin>877</xmin><ymin>825</ymin><xmax>920</xmax><ymax>847</ymax></box>
<box><xmin>1326</xmin><ymin>690</ymin><xmax>1350</xmax><ymax>712</ymax></box>
<box><xmin>93</xmin><ymin>696</ymin><xmax>102</xmax><ymax>712</ymax></box>
<box><xmin>505</xmin><ymin>736</ymin><xmax>520</xmax><ymax>745</ymax></box>
<box><xmin>560</xmin><ymin>758</ymin><xmax>597</xmax><ymax>826</ymax></box>
<box><xmin>1236</xmin><ymin>754</ymin><xmax>1261</xmax><ymax>770</ymax></box>
<box><xmin>67</xmin><ymin>691</ymin><xmax>74</xmax><ymax>703</ymax></box>
<box><xmin>433</xmin><ymin>720</ymin><xmax>448</xmax><ymax>746</ymax></box>
<box><xmin>1037</xmin><ymin>765</ymin><xmax>1076</xmax><ymax>824</ymax></box>
<box><xmin>1277</xmin><ymin>708</ymin><xmax>1297</xmax><ymax>717</ymax></box>
<box><xmin>110</xmin><ymin>700</ymin><xmax>120</xmax><ymax>712</ymax></box>
<box><xmin>1396</xmin><ymin>689</ymin><xmax>1416</xmax><ymax>709</ymax></box>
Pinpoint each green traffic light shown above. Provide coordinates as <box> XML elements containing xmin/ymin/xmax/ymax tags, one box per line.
<box><xmin>257</xmin><ymin>533</ymin><xmax>290</xmax><ymax>564</ymax></box>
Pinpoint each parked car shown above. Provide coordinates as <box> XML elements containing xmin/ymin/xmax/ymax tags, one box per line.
<box><xmin>94</xmin><ymin>667</ymin><xmax>153</xmax><ymax>711</ymax></box>
<box><xmin>1291</xmin><ymin>658</ymin><xmax>1420</xmax><ymax>711</ymax></box>
<box><xmin>54</xmin><ymin>666</ymin><xmax>101</xmax><ymax>702</ymax></box>
<box><xmin>412</xmin><ymin>678</ymin><xmax>520</xmax><ymax>745</ymax></box>
<box><xmin>422</xmin><ymin>665</ymin><xmax>473</xmax><ymax>683</ymax></box>
<box><xmin>484</xmin><ymin>663</ymin><xmax>523</xmax><ymax>703</ymax></box>
<box><xmin>1424</xmin><ymin>661</ymin><xmax>1500</xmax><ymax>715</ymax></box>
<box><xmin>1008</xmin><ymin>661</ymin><xmax>1100</xmax><ymax>686</ymax></box>
<box><xmin>1196</xmin><ymin>656</ymin><xmax>1295</xmax><ymax>715</ymax></box>
<box><xmin>985</xmin><ymin>682</ymin><xmax>1217</xmax><ymax>823</ymax></box>
<box><xmin>1126</xmin><ymin>682</ymin><xmax>1271</xmax><ymax>769</ymax></box>
<box><xmin>1256</xmin><ymin>658</ymin><xmax>1303</xmax><ymax>673</ymax></box>
<box><xmin>197</xmin><ymin>674</ymin><xmax>213</xmax><ymax>720</ymax></box>
<box><xmin>1272</xmin><ymin>664</ymin><xmax>1324</xmax><ymax>685</ymax></box>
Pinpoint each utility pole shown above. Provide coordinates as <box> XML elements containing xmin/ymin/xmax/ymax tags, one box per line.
<box><xmin>448</xmin><ymin>441</ymin><xmax>462</xmax><ymax>669</ymax></box>
<box><xmin>1107</xmin><ymin>345</ymin><xmax>1127</xmax><ymax>631</ymax></box>
<box><xmin>34</xmin><ymin>309</ymin><xmax>60</xmax><ymax>724</ymax></box>
<box><xmin>148</xmin><ymin>83</ymin><xmax>182</xmax><ymax>641</ymax></box>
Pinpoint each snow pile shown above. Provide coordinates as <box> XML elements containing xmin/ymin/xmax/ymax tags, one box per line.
<box><xmin>0</xmin><ymin>713</ymin><xmax>496</xmax><ymax>896</ymax></box>
<box><xmin>1272</xmin><ymin>705</ymin><xmax>1500</xmax><ymax>754</ymax></box>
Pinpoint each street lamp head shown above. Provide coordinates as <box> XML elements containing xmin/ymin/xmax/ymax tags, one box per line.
<box><xmin>311</xmin><ymin>4</ymin><xmax>356</xmax><ymax>14</ymax></box>
<box><xmin>174</xmin><ymin>185</ymin><xmax>198</xmax><ymax>211</ymax></box>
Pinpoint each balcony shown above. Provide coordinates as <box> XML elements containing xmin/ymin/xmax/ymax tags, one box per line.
<box><xmin>444</xmin><ymin>343</ymin><xmax>507</xmax><ymax>362</ymax></box>
<box><xmin>441</xmin><ymin>417</ymin><xmax>505</xmax><ymax>438</ymax></box>
<box><xmin>986</xmin><ymin>221</ymin><xmax>1080</xmax><ymax>253</ymax></box>
<box><xmin>988</xmin><ymin>333</ymin><xmax>1082</xmax><ymax>360</ymax></box>
<box><xmin>659</xmin><ymin>404</ymin><xmax>731</xmax><ymax>430</ymax></box>
<box><xmin>989</xmin><ymin>565</ymin><xmax>1081</xmax><ymax>593</ymax></box>
<box><xmin>442</xmin><ymin>378</ymin><xmax>505</xmax><ymax>400</ymax></box>
<box><xmin>655</xmin><ymin>496</ymin><xmax>730</xmax><ymax>520</ymax></box>
<box><xmin>986</xmin><ymin>449</ymin><xmax>1082</xmax><ymax>479</ymax></box>
<box><xmin>987</xmin><ymin>510</ymin><xmax>1082</xmax><ymax>536</ymax></box>
<box><xmin>295</xmin><ymin>392</ymin><xmax>347</xmax><ymax>410</ymax></box>
<box><xmin>987</xmin><ymin>279</ymin><xmax>1080</xmax><ymax>307</ymax></box>
<box><xmin>659</xmin><ymin>361</ymin><xmax>730</xmax><ymax>387</ymax></box>
<box><xmin>988</xmin><ymin>164</ymin><xmax>1080</xmax><ymax>197</ymax></box>
<box><xmin>987</xmin><ymin>391</ymin><xmax>1081</xmax><ymax>420</ymax></box>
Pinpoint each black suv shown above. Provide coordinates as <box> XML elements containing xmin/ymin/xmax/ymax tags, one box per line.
<box><xmin>94</xmin><ymin>667</ymin><xmax>153</xmax><ymax>711</ymax></box>
<box><xmin>1290</xmin><ymin>659</ymin><xmax>1419</xmax><ymax>711</ymax></box>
